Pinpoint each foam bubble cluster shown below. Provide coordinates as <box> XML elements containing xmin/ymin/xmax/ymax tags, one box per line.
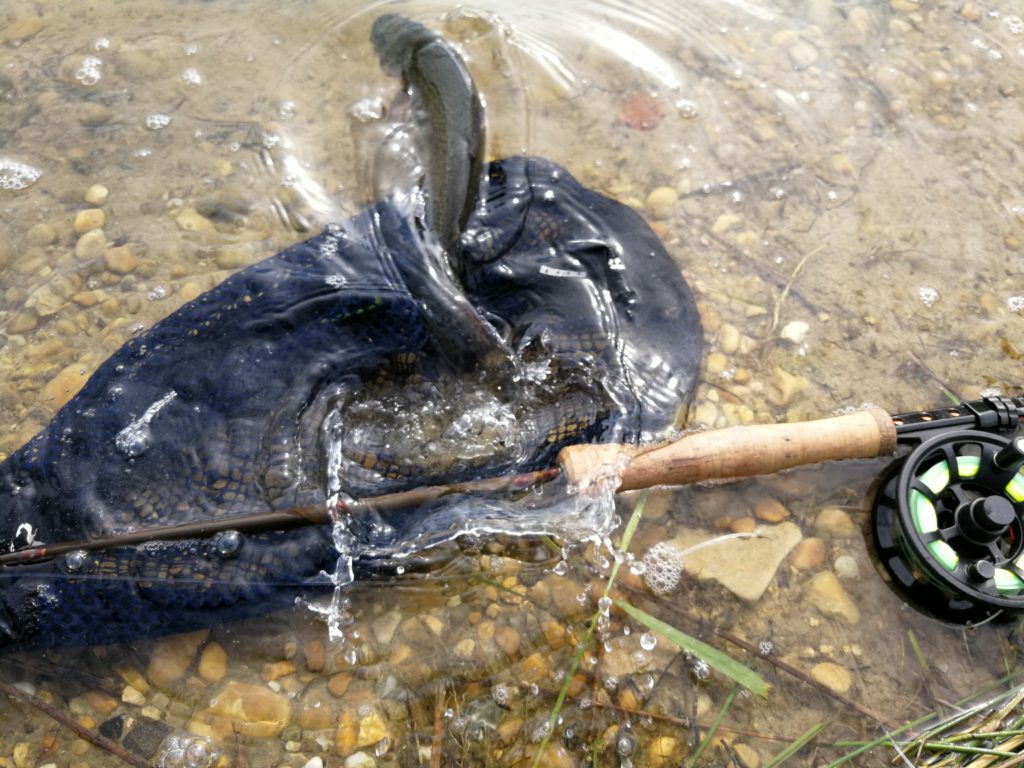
<box><xmin>0</xmin><ymin>158</ymin><xmax>42</xmax><ymax>191</ymax></box>
<box><xmin>641</xmin><ymin>541</ymin><xmax>684</xmax><ymax>596</ymax></box>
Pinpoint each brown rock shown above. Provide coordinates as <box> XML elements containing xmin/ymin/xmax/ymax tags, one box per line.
<box><xmin>356</xmin><ymin>711</ymin><xmax>390</xmax><ymax>747</ymax></box>
<box><xmin>755</xmin><ymin>499</ymin><xmax>790</xmax><ymax>523</ymax></box>
<box><xmin>198</xmin><ymin>642</ymin><xmax>228</xmax><ymax>683</ymax></box>
<box><xmin>261</xmin><ymin>660</ymin><xmax>296</xmax><ymax>682</ymax></box>
<box><xmin>147</xmin><ymin>630</ymin><xmax>208</xmax><ymax>689</ymax></box>
<box><xmin>26</xmin><ymin>223</ymin><xmax>57</xmax><ymax>247</ymax></box>
<box><xmin>811</xmin><ymin>661</ymin><xmax>852</xmax><ymax>693</ymax></box>
<box><xmin>7</xmin><ymin>310</ymin><xmax>39</xmax><ymax>334</ymax></box>
<box><xmin>73</xmin><ymin>209</ymin><xmax>105</xmax><ymax>235</ymax></box>
<box><xmin>42</xmin><ymin>363</ymin><xmax>90</xmax><ymax>410</ymax></box>
<box><xmin>494</xmin><ymin>625</ymin><xmax>522</xmax><ymax>658</ymax></box>
<box><xmin>75</xmin><ymin>229</ymin><xmax>106</xmax><ymax>259</ymax></box>
<box><xmin>4</xmin><ymin>17</ymin><xmax>44</xmax><ymax>45</ymax></box>
<box><xmin>335</xmin><ymin>711</ymin><xmax>358</xmax><ymax>756</ymax></box>
<box><xmin>729</xmin><ymin>516</ymin><xmax>757</xmax><ymax>534</ymax></box>
<box><xmin>304</xmin><ymin>639</ymin><xmax>325</xmax><ymax>673</ymax></box>
<box><xmin>327</xmin><ymin>672</ymin><xmax>352</xmax><ymax>698</ymax></box>
<box><xmin>202</xmin><ymin>680</ymin><xmax>291</xmax><ymax>738</ymax></box>
<box><xmin>83</xmin><ymin>690</ymin><xmax>118</xmax><ymax>716</ymax></box>
<box><xmin>806</xmin><ymin>571</ymin><xmax>861</xmax><ymax>625</ymax></box>
<box><xmin>71</xmin><ymin>291</ymin><xmax>99</xmax><ymax>307</ymax></box>
<box><xmin>541</xmin><ymin>619</ymin><xmax>567</xmax><ymax>650</ymax></box>
<box><xmin>789</xmin><ymin>538</ymin><xmax>826</xmax><ymax>570</ymax></box>
<box><xmin>104</xmin><ymin>245</ymin><xmax>138</xmax><ymax>275</ymax></box>
<box><xmin>814</xmin><ymin>507</ymin><xmax>857</xmax><ymax>537</ymax></box>
<box><xmin>297</xmin><ymin>686</ymin><xmax>335</xmax><ymax>730</ymax></box>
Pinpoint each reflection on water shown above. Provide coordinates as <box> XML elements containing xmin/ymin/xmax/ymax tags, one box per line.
<box><xmin>1</xmin><ymin>0</ymin><xmax>1023</xmax><ymax>765</ymax></box>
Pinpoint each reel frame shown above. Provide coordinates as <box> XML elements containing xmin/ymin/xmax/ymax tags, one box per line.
<box><xmin>871</xmin><ymin>395</ymin><xmax>1024</xmax><ymax>621</ymax></box>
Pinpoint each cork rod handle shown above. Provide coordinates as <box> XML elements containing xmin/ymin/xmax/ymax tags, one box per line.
<box><xmin>557</xmin><ymin>407</ymin><xmax>898</xmax><ymax>491</ymax></box>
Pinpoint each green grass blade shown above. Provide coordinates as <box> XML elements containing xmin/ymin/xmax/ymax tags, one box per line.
<box><xmin>614</xmin><ymin>599</ymin><xmax>768</xmax><ymax>697</ymax></box>
<box><xmin>686</xmin><ymin>685</ymin><xmax>738</xmax><ymax>768</ymax></box>
<box><xmin>765</xmin><ymin>720</ymin><xmax>826</xmax><ymax>768</ymax></box>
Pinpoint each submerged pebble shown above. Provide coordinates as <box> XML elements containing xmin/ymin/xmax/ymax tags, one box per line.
<box><xmin>84</xmin><ymin>184</ymin><xmax>109</xmax><ymax>205</ymax></box>
<box><xmin>806</xmin><ymin>571</ymin><xmax>861</xmax><ymax>625</ymax></box>
<box><xmin>811</xmin><ymin>661</ymin><xmax>853</xmax><ymax>693</ymax></box>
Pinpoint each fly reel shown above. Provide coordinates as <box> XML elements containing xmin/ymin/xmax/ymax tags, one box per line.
<box><xmin>872</xmin><ymin>397</ymin><xmax>1024</xmax><ymax>621</ymax></box>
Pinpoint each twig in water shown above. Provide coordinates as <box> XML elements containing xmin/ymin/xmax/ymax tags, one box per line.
<box><xmin>0</xmin><ymin>677</ymin><xmax>150</xmax><ymax>768</ymax></box>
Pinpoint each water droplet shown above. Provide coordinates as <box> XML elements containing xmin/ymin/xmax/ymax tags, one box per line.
<box><xmin>214</xmin><ymin>531</ymin><xmax>242</xmax><ymax>559</ymax></box>
<box><xmin>639</xmin><ymin>632</ymin><xmax>657</xmax><ymax>651</ymax></box>
<box><xmin>64</xmin><ymin>550</ymin><xmax>88</xmax><ymax>573</ymax></box>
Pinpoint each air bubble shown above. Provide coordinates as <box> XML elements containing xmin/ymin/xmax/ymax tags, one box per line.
<box><xmin>676</xmin><ymin>99</ymin><xmax>699</xmax><ymax>118</ymax></box>
<box><xmin>918</xmin><ymin>286</ymin><xmax>939</xmax><ymax>307</ymax></box>
<box><xmin>214</xmin><ymin>531</ymin><xmax>242</xmax><ymax>559</ymax></box>
<box><xmin>1008</xmin><ymin>296</ymin><xmax>1024</xmax><ymax>313</ymax></box>
<box><xmin>146</xmin><ymin>114</ymin><xmax>172</xmax><ymax>131</ymax></box>
<box><xmin>64</xmin><ymin>550</ymin><xmax>89</xmax><ymax>573</ymax></box>
<box><xmin>552</xmin><ymin>560</ymin><xmax>568</xmax><ymax>575</ymax></box>
<box><xmin>491</xmin><ymin>683</ymin><xmax>510</xmax><ymax>706</ymax></box>
<box><xmin>349</xmin><ymin>97</ymin><xmax>385</xmax><ymax>122</ymax></box>
<box><xmin>692</xmin><ymin>659</ymin><xmax>711</xmax><ymax>680</ymax></box>
<box><xmin>147</xmin><ymin>285</ymin><xmax>168</xmax><ymax>300</ymax></box>
<box><xmin>278</xmin><ymin>101</ymin><xmax>297</xmax><ymax>119</ymax></box>
<box><xmin>156</xmin><ymin>735</ymin><xmax>215</xmax><ymax>768</ymax></box>
<box><xmin>616</xmin><ymin>733</ymin><xmax>637</xmax><ymax>756</ymax></box>
<box><xmin>181</xmin><ymin>68</ymin><xmax>203</xmax><ymax>87</ymax></box>
<box><xmin>75</xmin><ymin>56</ymin><xmax>103</xmax><ymax>85</ymax></box>
<box><xmin>639</xmin><ymin>632</ymin><xmax>657</xmax><ymax>651</ymax></box>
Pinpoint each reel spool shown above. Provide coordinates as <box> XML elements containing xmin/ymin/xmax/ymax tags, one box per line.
<box><xmin>873</xmin><ymin>429</ymin><xmax>1024</xmax><ymax>621</ymax></box>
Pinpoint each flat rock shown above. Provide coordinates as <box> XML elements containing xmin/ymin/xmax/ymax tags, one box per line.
<box><xmin>43</xmin><ymin>363</ymin><xmax>90</xmax><ymax>410</ymax></box>
<box><xmin>202</xmin><ymin>680</ymin><xmax>291</xmax><ymax>738</ymax></box>
<box><xmin>811</xmin><ymin>661</ymin><xmax>853</xmax><ymax>693</ymax></box>
<box><xmin>671</xmin><ymin>521</ymin><xmax>803</xmax><ymax>601</ymax></box>
<box><xmin>4</xmin><ymin>17</ymin><xmax>45</xmax><ymax>46</ymax></box>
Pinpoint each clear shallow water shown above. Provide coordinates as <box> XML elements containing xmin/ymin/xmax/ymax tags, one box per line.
<box><xmin>1</xmin><ymin>0</ymin><xmax>1023</xmax><ymax>766</ymax></box>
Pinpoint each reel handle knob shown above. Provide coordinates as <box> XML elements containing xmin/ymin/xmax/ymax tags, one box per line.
<box><xmin>967</xmin><ymin>559</ymin><xmax>996</xmax><ymax>583</ymax></box>
<box><xmin>994</xmin><ymin>436</ymin><xmax>1024</xmax><ymax>473</ymax></box>
<box><xmin>957</xmin><ymin>496</ymin><xmax>1016</xmax><ymax>545</ymax></box>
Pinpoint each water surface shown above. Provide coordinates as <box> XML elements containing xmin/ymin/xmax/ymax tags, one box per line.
<box><xmin>1</xmin><ymin>0</ymin><xmax>1023</xmax><ymax>766</ymax></box>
